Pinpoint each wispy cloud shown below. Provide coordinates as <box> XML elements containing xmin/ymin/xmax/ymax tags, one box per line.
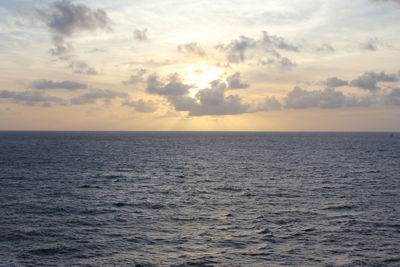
<box><xmin>323</xmin><ymin>77</ymin><xmax>348</xmax><ymax>88</ymax></box>
<box><xmin>123</xmin><ymin>99</ymin><xmax>157</xmax><ymax>112</ymax></box>
<box><xmin>0</xmin><ymin>90</ymin><xmax>67</xmax><ymax>107</ymax></box>
<box><xmin>178</xmin><ymin>42</ymin><xmax>207</xmax><ymax>57</ymax></box>
<box><xmin>28</xmin><ymin>79</ymin><xmax>88</xmax><ymax>90</ymax></box>
<box><xmin>70</xmin><ymin>89</ymin><xmax>127</xmax><ymax>105</ymax></box>
<box><xmin>68</xmin><ymin>60</ymin><xmax>98</xmax><ymax>75</ymax></box>
<box><xmin>122</xmin><ymin>69</ymin><xmax>147</xmax><ymax>85</ymax></box>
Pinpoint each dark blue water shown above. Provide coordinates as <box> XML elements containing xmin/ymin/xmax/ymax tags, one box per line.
<box><xmin>0</xmin><ymin>132</ymin><xmax>399</xmax><ymax>266</ymax></box>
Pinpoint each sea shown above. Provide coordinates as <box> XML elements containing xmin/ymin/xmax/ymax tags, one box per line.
<box><xmin>0</xmin><ymin>131</ymin><xmax>399</xmax><ymax>266</ymax></box>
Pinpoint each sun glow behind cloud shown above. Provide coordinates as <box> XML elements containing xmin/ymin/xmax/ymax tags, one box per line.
<box><xmin>184</xmin><ymin>66</ymin><xmax>224</xmax><ymax>97</ymax></box>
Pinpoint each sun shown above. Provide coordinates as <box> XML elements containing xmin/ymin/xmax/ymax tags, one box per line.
<box><xmin>184</xmin><ymin>66</ymin><xmax>223</xmax><ymax>97</ymax></box>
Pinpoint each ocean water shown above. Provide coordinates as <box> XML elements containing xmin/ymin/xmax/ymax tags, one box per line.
<box><xmin>0</xmin><ymin>132</ymin><xmax>399</xmax><ymax>267</ymax></box>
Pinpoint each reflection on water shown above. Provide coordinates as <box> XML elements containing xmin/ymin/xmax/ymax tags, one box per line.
<box><xmin>0</xmin><ymin>132</ymin><xmax>399</xmax><ymax>266</ymax></box>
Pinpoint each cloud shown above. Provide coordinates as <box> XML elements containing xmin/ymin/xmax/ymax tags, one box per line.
<box><xmin>189</xmin><ymin>93</ymin><xmax>249</xmax><ymax>116</ymax></box>
<box><xmin>145</xmin><ymin>72</ymin><xmax>249</xmax><ymax>116</ymax></box>
<box><xmin>0</xmin><ymin>90</ymin><xmax>67</xmax><ymax>107</ymax></box>
<box><xmin>146</xmin><ymin>73</ymin><xmax>192</xmax><ymax>96</ymax></box>
<box><xmin>88</xmin><ymin>48</ymin><xmax>106</xmax><ymax>53</ymax></box>
<box><xmin>360</xmin><ymin>40</ymin><xmax>379</xmax><ymax>51</ymax></box>
<box><xmin>122</xmin><ymin>99</ymin><xmax>157</xmax><ymax>112</ymax></box>
<box><xmin>285</xmin><ymin>86</ymin><xmax>347</xmax><ymax>109</ymax></box>
<box><xmin>141</xmin><ymin>70</ymin><xmax>399</xmax><ymax>115</ymax></box>
<box><xmin>252</xmin><ymin>96</ymin><xmax>282</xmax><ymax>112</ymax></box>
<box><xmin>176</xmin><ymin>31</ymin><xmax>298</xmax><ymax>68</ymax></box>
<box><xmin>259</xmin><ymin>55</ymin><xmax>296</xmax><ymax>69</ymax></box>
<box><xmin>68</xmin><ymin>60</ymin><xmax>97</xmax><ymax>75</ymax></box>
<box><xmin>284</xmin><ymin>86</ymin><xmax>378</xmax><ymax>110</ymax></box>
<box><xmin>70</xmin><ymin>89</ymin><xmax>126</xmax><ymax>105</ymax></box>
<box><xmin>315</xmin><ymin>43</ymin><xmax>335</xmax><ymax>53</ymax></box>
<box><xmin>216</xmin><ymin>31</ymin><xmax>299</xmax><ymax>65</ymax></box>
<box><xmin>178</xmin><ymin>42</ymin><xmax>207</xmax><ymax>57</ymax></box>
<box><xmin>30</xmin><ymin>0</ymin><xmax>110</xmax><ymax>59</ymax></box>
<box><xmin>49</xmin><ymin>35</ymin><xmax>73</xmax><ymax>59</ymax></box>
<box><xmin>28</xmin><ymin>79</ymin><xmax>88</xmax><ymax>90</ymax></box>
<box><xmin>122</xmin><ymin>68</ymin><xmax>147</xmax><ymax>85</ymax></box>
<box><xmin>255</xmin><ymin>85</ymin><xmax>378</xmax><ymax>112</ymax></box>
<box><xmin>350</xmin><ymin>71</ymin><xmax>399</xmax><ymax>91</ymax></box>
<box><xmin>226</xmin><ymin>72</ymin><xmax>249</xmax><ymax>89</ymax></box>
<box><xmin>133</xmin><ymin>28</ymin><xmax>148</xmax><ymax>42</ymax></box>
<box><xmin>385</xmin><ymin>88</ymin><xmax>400</xmax><ymax>105</ymax></box>
<box><xmin>324</xmin><ymin>77</ymin><xmax>348</xmax><ymax>88</ymax></box>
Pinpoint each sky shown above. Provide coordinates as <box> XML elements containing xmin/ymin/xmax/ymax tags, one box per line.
<box><xmin>0</xmin><ymin>0</ymin><xmax>400</xmax><ymax>131</ymax></box>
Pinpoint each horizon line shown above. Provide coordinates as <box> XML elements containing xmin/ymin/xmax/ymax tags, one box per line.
<box><xmin>0</xmin><ymin>130</ymin><xmax>399</xmax><ymax>133</ymax></box>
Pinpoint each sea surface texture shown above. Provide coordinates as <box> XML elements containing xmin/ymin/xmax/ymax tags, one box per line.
<box><xmin>0</xmin><ymin>132</ymin><xmax>399</xmax><ymax>266</ymax></box>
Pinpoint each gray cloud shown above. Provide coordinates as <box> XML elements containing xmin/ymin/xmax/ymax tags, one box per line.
<box><xmin>33</xmin><ymin>0</ymin><xmax>110</xmax><ymax>36</ymax></box>
<box><xmin>254</xmin><ymin>86</ymin><xmax>377</xmax><ymax>112</ymax></box>
<box><xmin>284</xmin><ymin>86</ymin><xmax>377</xmax><ymax>109</ymax></box>
<box><xmin>286</xmin><ymin>86</ymin><xmax>347</xmax><ymax>109</ymax></box>
<box><xmin>264</xmin><ymin>96</ymin><xmax>282</xmax><ymax>110</ymax></box>
<box><xmin>262</xmin><ymin>31</ymin><xmax>299</xmax><ymax>52</ymax></box>
<box><xmin>211</xmin><ymin>31</ymin><xmax>300</xmax><ymax>70</ymax></box>
<box><xmin>122</xmin><ymin>69</ymin><xmax>147</xmax><ymax>85</ymax></box>
<box><xmin>49</xmin><ymin>35</ymin><xmax>73</xmax><ymax>59</ymax></box>
<box><xmin>178</xmin><ymin>42</ymin><xmax>207</xmax><ymax>57</ymax></box>
<box><xmin>359</xmin><ymin>39</ymin><xmax>392</xmax><ymax>52</ymax></box>
<box><xmin>133</xmin><ymin>28</ymin><xmax>148</xmax><ymax>42</ymax></box>
<box><xmin>189</xmin><ymin>94</ymin><xmax>249</xmax><ymax>116</ymax></box>
<box><xmin>324</xmin><ymin>77</ymin><xmax>348</xmax><ymax>88</ymax></box>
<box><xmin>0</xmin><ymin>90</ymin><xmax>67</xmax><ymax>107</ymax></box>
<box><xmin>183</xmin><ymin>80</ymin><xmax>249</xmax><ymax>116</ymax></box>
<box><xmin>226</xmin><ymin>72</ymin><xmax>249</xmax><ymax>89</ymax></box>
<box><xmin>145</xmin><ymin>72</ymin><xmax>249</xmax><ymax>116</ymax></box>
<box><xmin>252</xmin><ymin>96</ymin><xmax>282</xmax><ymax>112</ymax></box>
<box><xmin>30</xmin><ymin>0</ymin><xmax>110</xmax><ymax>59</ymax></box>
<box><xmin>350</xmin><ymin>71</ymin><xmax>399</xmax><ymax>91</ymax></box>
<box><xmin>217</xmin><ymin>31</ymin><xmax>299</xmax><ymax>66</ymax></box>
<box><xmin>141</xmin><ymin>70</ymin><xmax>400</xmax><ymax>115</ymax></box>
<box><xmin>385</xmin><ymin>88</ymin><xmax>400</xmax><ymax>105</ymax></box>
<box><xmin>361</xmin><ymin>40</ymin><xmax>378</xmax><ymax>51</ymax></box>
<box><xmin>216</xmin><ymin>35</ymin><xmax>255</xmax><ymax>63</ymax></box>
<box><xmin>259</xmin><ymin>55</ymin><xmax>296</xmax><ymax>69</ymax></box>
<box><xmin>28</xmin><ymin>79</ymin><xmax>88</xmax><ymax>90</ymax></box>
<box><xmin>70</xmin><ymin>89</ymin><xmax>127</xmax><ymax>105</ymax></box>
<box><xmin>123</xmin><ymin>99</ymin><xmax>157</xmax><ymax>112</ymax></box>
<box><xmin>146</xmin><ymin>73</ymin><xmax>192</xmax><ymax>96</ymax></box>
<box><xmin>68</xmin><ymin>60</ymin><xmax>98</xmax><ymax>75</ymax></box>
